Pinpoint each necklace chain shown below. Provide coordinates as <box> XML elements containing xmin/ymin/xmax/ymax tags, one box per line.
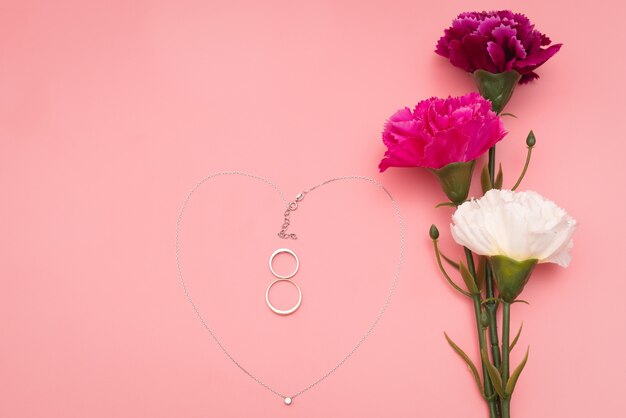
<box><xmin>277</xmin><ymin>194</ymin><xmax>301</xmax><ymax>239</ymax></box>
<box><xmin>175</xmin><ymin>171</ymin><xmax>405</xmax><ymax>402</ymax></box>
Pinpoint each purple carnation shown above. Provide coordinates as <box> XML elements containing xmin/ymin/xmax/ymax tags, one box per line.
<box><xmin>435</xmin><ymin>10</ymin><xmax>562</xmax><ymax>84</ymax></box>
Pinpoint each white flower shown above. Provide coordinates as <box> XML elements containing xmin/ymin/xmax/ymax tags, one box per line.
<box><xmin>451</xmin><ymin>189</ymin><xmax>577</xmax><ymax>267</ymax></box>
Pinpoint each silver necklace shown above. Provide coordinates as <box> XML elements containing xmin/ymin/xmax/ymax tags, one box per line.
<box><xmin>175</xmin><ymin>171</ymin><xmax>405</xmax><ymax>405</ymax></box>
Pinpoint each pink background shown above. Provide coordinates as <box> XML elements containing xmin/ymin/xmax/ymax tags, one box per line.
<box><xmin>1</xmin><ymin>1</ymin><xmax>624</xmax><ymax>417</ymax></box>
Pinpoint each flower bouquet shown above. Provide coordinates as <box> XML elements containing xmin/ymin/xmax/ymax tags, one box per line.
<box><xmin>379</xmin><ymin>10</ymin><xmax>576</xmax><ymax>418</ymax></box>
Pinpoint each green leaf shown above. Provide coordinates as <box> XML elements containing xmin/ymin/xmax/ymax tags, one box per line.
<box><xmin>440</xmin><ymin>252</ymin><xmax>460</xmax><ymax>270</ymax></box>
<box><xmin>460</xmin><ymin>260</ymin><xmax>480</xmax><ymax>294</ymax></box>
<box><xmin>444</xmin><ymin>333</ymin><xmax>484</xmax><ymax>397</ymax></box>
<box><xmin>481</xmin><ymin>164</ymin><xmax>492</xmax><ymax>194</ymax></box>
<box><xmin>494</xmin><ymin>163</ymin><xmax>503</xmax><ymax>189</ymax></box>
<box><xmin>481</xmin><ymin>348</ymin><xmax>504</xmax><ymax>398</ymax></box>
<box><xmin>505</xmin><ymin>347</ymin><xmax>530</xmax><ymax>396</ymax></box>
<box><xmin>509</xmin><ymin>322</ymin><xmax>524</xmax><ymax>352</ymax></box>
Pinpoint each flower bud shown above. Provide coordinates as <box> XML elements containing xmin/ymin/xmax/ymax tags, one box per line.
<box><xmin>526</xmin><ymin>130</ymin><xmax>536</xmax><ymax>147</ymax></box>
<box><xmin>429</xmin><ymin>160</ymin><xmax>475</xmax><ymax>206</ymax></box>
<box><xmin>429</xmin><ymin>224</ymin><xmax>440</xmax><ymax>240</ymax></box>
<box><xmin>489</xmin><ymin>255</ymin><xmax>538</xmax><ymax>303</ymax></box>
<box><xmin>472</xmin><ymin>70</ymin><xmax>522</xmax><ymax>114</ymax></box>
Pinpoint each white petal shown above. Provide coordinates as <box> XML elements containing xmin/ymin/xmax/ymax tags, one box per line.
<box><xmin>450</xmin><ymin>189</ymin><xmax>577</xmax><ymax>266</ymax></box>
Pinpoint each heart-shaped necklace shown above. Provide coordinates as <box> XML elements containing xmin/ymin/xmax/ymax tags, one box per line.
<box><xmin>175</xmin><ymin>171</ymin><xmax>405</xmax><ymax>405</ymax></box>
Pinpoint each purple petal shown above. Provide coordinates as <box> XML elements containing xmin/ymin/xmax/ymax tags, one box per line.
<box><xmin>435</xmin><ymin>36</ymin><xmax>450</xmax><ymax>57</ymax></box>
<box><xmin>435</xmin><ymin>10</ymin><xmax>562</xmax><ymax>84</ymax></box>
<box><xmin>540</xmin><ymin>33</ymin><xmax>552</xmax><ymax>46</ymax></box>
<box><xmin>491</xmin><ymin>24</ymin><xmax>517</xmax><ymax>45</ymax></box>
<box><xmin>487</xmin><ymin>41</ymin><xmax>506</xmax><ymax>70</ymax></box>
<box><xmin>515</xmin><ymin>43</ymin><xmax>562</xmax><ymax>69</ymax></box>
<box><xmin>508</xmin><ymin>36</ymin><xmax>527</xmax><ymax>60</ymax></box>
<box><xmin>451</xmin><ymin>34</ymin><xmax>498</xmax><ymax>73</ymax></box>
<box><xmin>451</xmin><ymin>16</ymin><xmax>481</xmax><ymax>34</ymax></box>
<box><xmin>519</xmin><ymin>72</ymin><xmax>540</xmax><ymax>84</ymax></box>
<box><xmin>477</xmin><ymin>16</ymin><xmax>502</xmax><ymax>36</ymax></box>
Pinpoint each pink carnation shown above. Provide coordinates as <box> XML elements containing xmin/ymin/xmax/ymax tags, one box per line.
<box><xmin>379</xmin><ymin>93</ymin><xmax>506</xmax><ymax>171</ymax></box>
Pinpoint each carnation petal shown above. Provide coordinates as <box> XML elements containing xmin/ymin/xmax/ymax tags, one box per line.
<box><xmin>455</xmin><ymin>34</ymin><xmax>498</xmax><ymax>73</ymax></box>
<box><xmin>379</xmin><ymin>93</ymin><xmax>505</xmax><ymax>170</ymax></box>
<box><xmin>447</xmin><ymin>40</ymin><xmax>475</xmax><ymax>72</ymax></box>
<box><xmin>464</xmin><ymin>117</ymin><xmax>507</xmax><ymax>160</ymax></box>
<box><xmin>515</xmin><ymin>43</ymin><xmax>562</xmax><ymax>69</ymax></box>
<box><xmin>436</xmin><ymin>10</ymin><xmax>561</xmax><ymax>83</ymax></box>
<box><xmin>491</xmin><ymin>24</ymin><xmax>517</xmax><ymax>45</ymax></box>
<box><xmin>450</xmin><ymin>190</ymin><xmax>577</xmax><ymax>267</ymax></box>
<box><xmin>477</xmin><ymin>16</ymin><xmax>503</xmax><ymax>37</ymax></box>
<box><xmin>519</xmin><ymin>72</ymin><xmax>540</xmax><ymax>84</ymax></box>
<box><xmin>487</xmin><ymin>41</ymin><xmax>507</xmax><ymax>70</ymax></box>
<box><xmin>508</xmin><ymin>35</ymin><xmax>527</xmax><ymax>60</ymax></box>
<box><xmin>426</xmin><ymin>129</ymin><xmax>470</xmax><ymax>168</ymax></box>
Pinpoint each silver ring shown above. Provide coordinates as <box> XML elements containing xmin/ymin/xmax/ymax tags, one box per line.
<box><xmin>265</xmin><ymin>279</ymin><xmax>302</xmax><ymax>315</ymax></box>
<box><xmin>269</xmin><ymin>248</ymin><xmax>299</xmax><ymax>279</ymax></box>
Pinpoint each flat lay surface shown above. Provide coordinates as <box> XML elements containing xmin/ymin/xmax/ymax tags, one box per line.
<box><xmin>1</xmin><ymin>1</ymin><xmax>624</xmax><ymax>417</ymax></box>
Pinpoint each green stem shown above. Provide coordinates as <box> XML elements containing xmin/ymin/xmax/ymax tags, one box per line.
<box><xmin>488</xmin><ymin>147</ymin><xmax>496</xmax><ymax>183</ymax></box>
<box><xmin>485</xmin><ymin>263</ymin><xmax>501</xmax><ymax>367</ymax></box>
<box><xmin>501</xmin><ymin>302</ymin><xmax>511</xmax><ymax>418</ymax></box>
<box><xmin>464</xmin><ymin>248</ymin><xmax>499</xmax><ymax>418</ymax></box>
<box><xmin>511</xmin><ymin>146</ymin><xmax>533</xmax><ymax>191</ymax></box>
<box><xmin>485</xmin><ymin>146</ymin><xmax>502</xmax><ymax>369</ymax></box>
<box><xmin>433</xmin><ymin>239</ymin><xmax>471</xmax><ymax>297</ymax></box>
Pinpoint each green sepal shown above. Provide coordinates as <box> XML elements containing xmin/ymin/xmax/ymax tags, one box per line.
<box><xmin>429</xmin><ymin>160</ymin><xmax>475</xmax><ymax>206</ymax></box>
<box><xmin>500</xmin><ymin>112</ymin><xmax>518</xmax><ymax>118</ymax></box>
<box><xmin>481</xmin><ymin>164</ymin><xmax>491</xmax><ymax>193</ymax></box>
<box><xmin>481</xmin><ymin>348</ymin><xmax>504</xmax><ymax>398</ymax></box>
<box><xmin>509</xmin><ymin>322</ymin><xmax>524</xmax><ymax>352</ymax></box>
<box><xmin>489</xmin><ymin>256</ymin><xmax>538</xmax><ymax>303</ymax></box>
<box><xmin>460</xmin><ymin>260</ymin><xmax>480</xmax><ymax>294</ymax></box>
<box><xmin>494</xmin><ymin>163</ymin><xmax>503</xmax><ymax>189</ymax></box>
<box><xmin>472</xmin><ymin>69</ymin><xmax>522</xmax><ymax>114</ymax></box>
<box><xmin>505</xmin><ymin>347</ymin><xmax>530</xmax><ymax>397</ymax></box>
<box><xmin>444</xmin><ymin>333</ymin><xmax>484</xmax><ymax>398</ymax></box>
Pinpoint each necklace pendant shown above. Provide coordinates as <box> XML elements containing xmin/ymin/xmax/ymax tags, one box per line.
<box><xmin>284</xmin><ymin>397</ymin><xmax>293</xmax><ymax>405</ymax></box>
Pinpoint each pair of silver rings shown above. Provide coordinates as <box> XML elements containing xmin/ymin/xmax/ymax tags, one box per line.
<box><xmin>266</xmin><ymin>248</ymin><xmax>301</xmax><ymax>315</ymax></box>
